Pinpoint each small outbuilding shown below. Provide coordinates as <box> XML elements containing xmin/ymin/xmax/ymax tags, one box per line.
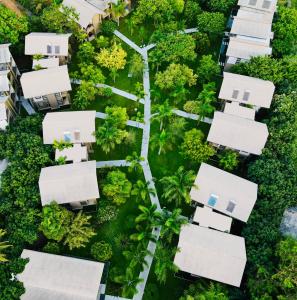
<box><xmin>207</xmin><ymin>111</ymin><xmax>269</xmax><ymax>155</ymax></box>
<box><xmin>39</xmin><ymin>161</ymin><xmax>99</xmax><ymax>209</ymax></box>
<box><xmin>190</xmin><ymin>163</ymin><xmax>258</xmax><ymax>222</ymax></box>
<box><xmin>174</xmin><ymin>224</ymin><xmax>246</xmax><ymax>287</ymax></box>
<box><xmin>17</xmin><ymin>249</ymin><xmax>105</xmax><ymax>300</ymax></box>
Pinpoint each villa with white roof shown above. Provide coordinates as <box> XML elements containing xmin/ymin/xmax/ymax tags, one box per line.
<box><xmin>0</xmin><ymin>44</ymin><xmax>20</xmax><ymax>130</ymax></box>
<box><xmin>17</xmin><ymin>249</ymin><xmax>106</xmax><ymax>300</ymax></box>
<box><xmin>39</xmin><ymin>160</ymin><xmax>99</xmax><ymax>209</ymax></box>
<box><xmin>20</xmin><ymin>65</ymin><xmax>72</xmax><ymax>111</ymax></box>
<box><xmin>62</xmin><ymin>0</ymin><xmax>111</xmax><ymax>39</ymax></box>
<box><xmin>25</xmin><ymin>32</ymin><xmax>72</xmax><ymax>67</ymax></box>
<box><xmin>174</xmin><ymin>224</ymin><xmax>247</xmax><ymax>287</ymax></box>
<box><xmin>190</xmin><ymin>163</ymin><xmax>258</xmax><ymax>222</ymax></box>
<box><xmin>42</xmin><ymin>111</ymin><xmax>96</xmax><ymax>162</ymax></box>
<box><xmin>207</xmin><ymin>111</ymin><xmax>269</xmax><ymax>156</ymax></box>
<box><xmin>224</xmin><ymin>36</ymin><xmax>272</xmax><ymax>69</ymax></box>
<box><xmin>219</xmin><ymin>72</ymin><xmax>275</xmax><ymax>109</ymax></box>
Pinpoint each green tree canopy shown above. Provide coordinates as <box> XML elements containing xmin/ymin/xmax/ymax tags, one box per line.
<box><xmin>0</xmin><ymin>5</ymin><xmax>28</xmax><ymax>44</ymax></box>
<box><xmin>102</xmin><ymin>170</ymin><xmax>132</xmax><ymax>205</ymax></box>
<box><xmin>180</xmin><ymin>128</ymin><xmax>216</xmax><ymax>163</ymax></box>
<box><xmin>155</xmin><ymin>63</ymin><xmax>197</xmax><ymax>90</ymax></box>
<box><xmin>197</xmin><ymin>12</ymin><xmax>226</xmax><ymax>35</ymax></box>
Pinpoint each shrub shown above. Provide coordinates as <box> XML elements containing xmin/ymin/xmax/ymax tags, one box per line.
<box><xmin>42</xmin><ymin>242</ymin><xmax>60</xmax><ymax>254</ymax></box>
<box><xmin>96</xmin><ymin>202</ymin><xmax>118</xmax><ymax>224</ymax></box>
<box><xmin>91</xmin><ymin>241</ymin><xmax>113</xmax><ymax>261</ymax></box>
<box><xmin>101</xmin><ymin>20</ymin><xmax>117</xmax><ymax>36</ymax></box>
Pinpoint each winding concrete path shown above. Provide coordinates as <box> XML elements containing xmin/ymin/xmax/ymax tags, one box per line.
<box><xmin>71</xmin><ymin>79</ymin><xmax>144</xmax><ymax>104</ymax></box>
<box><xmin>95</xmin><ymin>112</ymin><xmax>145</xmax><ymax>129</ymax></box>
<box><xmin>96</xmin><ymin>160</ymin><xmax>130</xmax><ymax>168</ymax></box>
<box><xmin>173</xmin><ymin>109</ymin><xmax>213</xmax><ymax>124</ymax></box>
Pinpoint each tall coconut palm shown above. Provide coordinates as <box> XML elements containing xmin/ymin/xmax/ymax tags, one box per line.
<box><xmin>156</xmin><ymin>208</ymin><xmax>187</xmax><ymax>243</ymax></box>
<box><xmin>114</xmin><ymin>267</ymin><xmax>143</xmax><ymax>298</ymax></box>
<box><xmin>0</xmin><ymin>229</ymin><xmax>11</xmax><ymax>262</ymax></box>
<box><xmin>130</xmin><ymin>224</ymin><xmax>157</xmax><ymax>246</ymax></box>
<box><xmin>135</xmin><ymin>204</ymin><xmax>159</xmax><ymax>226</ymax></box>
<box><xmin>126</xmin><ymin>152</ymin><xmax>144</xmax><ymax>173</ymax></box>
<box><xmin>160</xmin><ymin>166</ymin><xmax>196</xmax><ymax>206</ymax></box>
<box><xmin>152</xmin><ymin>100</ymin><xmax>174</xmax><ymax>131</ymax></box>
<box><xmin>150</xmin><ymin>129</ymin><xmax>173</xmax><ymax>155</ymax></box>
<box><xmin>109</xmin><ymin>0</ymin><xmax>126</xmax><ymax>26</ymax></box>
<box><xmin>154</xmin><ymin>242</ymin><xmax>179</xmax><ymax>284</ymax></box>
<box><xmin>123</xmin><ymin>243</ymin><xmax>152</xmax><ymax>271</ymax></box>
<box><xmin>131</xmin><ymin>180</ymin><xmax>156</xmax><ymax>203</ymax></box>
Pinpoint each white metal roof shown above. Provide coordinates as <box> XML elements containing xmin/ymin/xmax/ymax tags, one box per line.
<box><xmin>62</xmin><ymin>0</ymin><xmax>106</xmax><ymax>28</ymax></box>
<box><xmin>231</xmin><ymin>16</ymin><xmax>273</xmax><ymax>40</ymax></box>
<box><xmin>25</xmin><ymin>33</ymin><xmax>71</xmax><ymax>56</ymax></box>
<box><xmin>220</xmin><ymin>72</ymin><xmax>275</xmax><ymax>108</ymax></box>
<box><xmin>193</xmin><ymin>206</ymin><xmax>232</xmax><ymax>232</ymax></box>
<box><xmin>18</xmin><ymin>249</ymin><xmax>104</xmax><ymax>300</ymax></box>
<box><xmin>238</xmin><ymin>0</ymin><xmax>277</xmax><ymax>13</ymax></box>
<box><xmin>174</xmin><ymin>224</ymin><xmax>246</xmax><ymax>287</ymax></box>
<box><xmin>236</xmin><ymin>7</ymin><xmax>274</xmax><ymax>23</ymax></box>
<box><xmin>0</xmin><ymin>44</ymin><xmax>11</xmax><ymax>64</ymax></box>
<box><xmin>43</xmin><ymin>111</ymin><xmax>96</xmax><ymax>144</ymax></box>
<box><xmin>207</xmin><ymin>111</ymin><xmax>268</xmax><ymax>155</ymax></box>
<box><xmin>55</xmin><ymin>144</ymin><xmax>88</xmax><ymax>163</ymax></box>
<box><xmin>33</xmin><ymin>58</ymin><xmax>60</xmax><ymax>69</ymax></box>
<box><xmin>39</xmin><ymin>161</ymin><xmax>99</xmax><ymax>206</ymax></box>
<box><xmin>224</xmin><ymin>102</ymin><xmax>255</xmax><ymax>120</ymax></box>
<box><xmin>0</xmin><ymin>70</ymin><xmax>9</xmax><ymax>92</ymax></box>
<box><xmin>226</xmin><ymin>37</ymin><xmax>272</xmax><ymax>60</ymax></box>
<box><xmin>190</xmin><ymin>163</ymin><xmax>258</xmax><ymax>222</ymax></box>
<box><xmin>20</xmin><ymin>66</ymin><xmax>72</xmax><ymax>99</ymax></box>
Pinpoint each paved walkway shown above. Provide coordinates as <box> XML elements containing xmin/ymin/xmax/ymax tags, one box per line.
<box><xmin>93</xmin><ymin>29</ymin><xmax>206</xmax><ymax>300</ymax></box>
<box><xmin>179</xmin><ymin>28</ymin><xmax>199</xmax><ymax>34</ymax></box>
<box><xmin>71</xmin><ymin>79</ymin><xmax>144</xmax><ymax>104</ymax></box>
<box><xmin>95</xmin><ymin>112</ymin><xmax>144</xmax><ymax>129</ymax></box>
<box><xmin>173</xmin><ymin>109</ymin><xmax>213</xmax><ymax>124</ymax></box>
<box><xmin>96</xmin><ymin>160</ymin><xmax>130</xmax><ymax>168</ymax></box>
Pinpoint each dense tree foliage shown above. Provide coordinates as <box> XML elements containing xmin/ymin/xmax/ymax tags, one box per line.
<box><xmin>273</xmin><ymin>7</ymin><xmax>297</xmax><ymax>56</ymax></box>
<box><xmin>243</xmin><ymin>91</ymin><xmax>297</xmax><ymax>298</ymax></box>
<box><xmin>91</xmin><ymin>241</ymin><xmax>113</xmax><ymax>261</ymax></box>
<box><xmin>102</xmin><ymin>170</ymin><xmax>132</xmax><ymax>205</ymax></box>
<box><xmin>0</xmin><ymin>5</ymin><xmax>28</xmax><ymax>45</ymax></box>
<box><xmin>180</xmin><ymin>129</ymin><xmax>216</xmax><ymax>163</ymax></box>
<box><xmin>197</xmin><ymin>12</ymin><xmax>226</xmax><ymax>35</ymax></box>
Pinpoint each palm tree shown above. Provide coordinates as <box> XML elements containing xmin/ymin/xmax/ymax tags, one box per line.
<box><xmin>152</xmin><ymin>100</ymin><xmax>174</xmax><ymax>131</ymax></box>
<box><xmin>130</xmin><ymin>224</ymin><xmax>157</xmax><ymax>246</ymax></box>
<box><xmin>0</xmin><ymin>229</ymin><xmax>11</xmax><ymax>262</ymax></box>
<box><xmin>156</xmin><ymin>208</ymin><xmax>187</xmax><ymax>243</ymax></box>
<box><xmin>170</xmin><ymin>86</ymin><xmax>189</xmax><ymax>104</ymax></box>
<box><xmin>125</xmin><ymin>17</ymin><xmax>135</xmax><ymax>36</ymax></box>
<box><xmin>159</xmin><ymin>166</ymin><xmax>196</xmax><ymax>206</ymax></box>
<box><xmin>123</xmin><ymin>243</ymin><xmax>152</xmax><ymax>271</ymax></box>
<box><xmin>154</xmin><ymin>242</ymin><xmax>179</xmax><ymax>284</ymax></box>
<box><xmin>131</xmin><ymin>180</ymin><xmax>156</xmax><ymax>203</ymax></box>
<box><xmin>95</xmin><ymin>122</ymin><xmax>128</xmax><ymax>153</ymax></box>
<box><xmin>150</xmin><ymin>129</ymin><xmax>172</xmax><ymax>155</ymax></box>
<box><xmin>196</xmin><ymin>82</ymin><xmax>216</xmax><ymax>123</ymax></box>
<box><xmin>109</xmin><ymin>0</ymin><xmax>126</xmax><ymax>26</ymax></box>
<box><xmin>135</xmin><ymin>204</ymin><xmax>159</xmax><ymax>226</ymax></box>
<box><xmin>126</xmin><ymin>152</ymin><xmax>144</xmax><ymax>173</ymax></box>
<box><xmin>114</xmin><ymin>267</ymin><xmax>143</xmax><ymax>298</ymax></box>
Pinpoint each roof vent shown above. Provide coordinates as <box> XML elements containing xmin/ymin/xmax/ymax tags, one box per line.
<box><xmin>262</xmin><ymin>0</ymin><xmax>271</xmax><ymax>9</ymax></box>
<box><xmin>208</xmin><ymin>194</ymin><xmax>218</xmax><ymax>207</ymax></box>
<box><xmin>47</xmin><ymin>45</ymin><xmax>52</xmax><ymax>54</ymax></box>
<box><xmin>232</xmin><ymin>89</ymin><xmax>239</xmax><ymax>99</ymax></box>
<box><xmin>249</xmin><ymin>0</ymin><xmax>257</xmax><ymax>5</ymax></box>
<box><xmin>243</xmin><ymin>91</ymin><xmax>250</xmax><ymax>101</ymax></box>
<box><xmin>55</xmin><ymin>46</ymin><xmax>60</xmax><ymax>54</ymax></box>
<box><xmin>226</xmin><ymin>201</ymin><xmax>236</xmax><ymax>213</ymax></box>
